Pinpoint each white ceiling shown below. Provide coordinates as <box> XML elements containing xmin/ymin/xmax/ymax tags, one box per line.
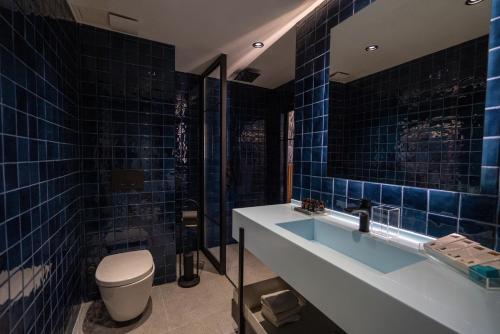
<box><xmin>67</xmin><ymin>0</ymin><xmax>322</xmax><ymax>88</ymax></box>
<box><xmin>244</xmin><ymin>27</ymin><xmax>296</xmax><ymax>89</ymax></box>
<box><xmin>330</xmin><ymin>0</ymin><xmax>491</xmax><ymax>83</ymax></box>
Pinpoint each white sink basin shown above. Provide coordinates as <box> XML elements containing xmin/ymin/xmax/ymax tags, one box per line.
<box><xmin>277</xmin><ymin>219</ymin><xmax>425</xmax><ymax>273</ymax></box>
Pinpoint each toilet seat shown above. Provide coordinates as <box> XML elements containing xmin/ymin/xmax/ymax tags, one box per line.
<box><xmin>96</xmin><ymin>250</ymin><xmax>154</xmax><ymax>288</ymax></box>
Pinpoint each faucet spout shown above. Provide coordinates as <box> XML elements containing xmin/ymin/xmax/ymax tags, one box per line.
<box><xmin>344</xmin><ymin>199</ymin><xmax>372</xmax><ymax>233</ymax></box>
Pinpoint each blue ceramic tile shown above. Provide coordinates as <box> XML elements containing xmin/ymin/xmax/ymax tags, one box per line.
<box><xmin>429</xmin><ymin>190</ymin><xmax>459</xmax><ymax>217</ymax></box>
<box><xmin>402</xmin><ymin>208</ymin><xmax>427</xmax><ymax>234</ymax></box>
<box><xmin>488</xmin><ymin>48</ymin><xmax>500</xmax><ymax>79</ymax></box>
<box><xmin>321</xmin><ymin>192</ymin><xmax>333</xmax><ymax>209</ymax></box>
<box><xmin>484</xmin><ymin>109</ymin><xmax>500</xmax><ymax>137</ymax></box>
<box><xmin>347</xmin><ymin>180</ymin><xmax>362</xmax><ymax>199</ymax></box>
<box><xmin>489</xmin><ymin>18</ymin><xmax>500</xmax><ymax>49</ymax></box>
<box><xmin>334</xmin><ymin>178</ymin><xmax>347</xmax><ymax>196</ymax></box>
<box><xmin>480</xmin><ymin>167</ymin><xmax>499</xmax><ymax>195</ymax></box>
<box><xmin>403</xmin><ymin>187</ymin><xmax>427</xmax><ymax>211</ymax></box>
<box><xmin>460</xmin><ymin>194</ymin><xmax>497</xmax><ymax>224</ymax></box>
<box><xmin>494</xmin><ymin>0</ymin><xmax>500</xmax><ymax>18</ymax></box>
<box><xmin>322</xmin><ymin>178</ymin><xmax>333</xmax><ymax>193</ymax></box>
<box><xmin>363</xmin><ymin>182</ymin><xmax>380</xmax><ymax>203</ymax></box>
<box><xmin>333</xmin><ymin>195</ymin><xmax>346</xmax><ymax>211</ymax></box>
<box><xmin>311</xmin><ymin>176</ymin><xmax>322</xmax><ymax>192</ymax></box>
<box><xmin>486</xmin><ymin>77</ymin><xmax>500</xmax><ymax>108</ymax></box>
<box><xmin>427</xmin><ymin>214</ymin><xmax>458</xmax><ymax>238</ymax></box>
<box><xmin>459</xmin><ymin>220</ymin><xmax>497</xmax><ymax>249</ymax></box>
<box><xmin>482</xmin><ymin>138</ymin><xmax>500</xmax><ymax>167</ymax></box>
<box><xmin>381</xmin><ymin>184</ymin><xmax>402</xmax><ymax>206</ymax></box>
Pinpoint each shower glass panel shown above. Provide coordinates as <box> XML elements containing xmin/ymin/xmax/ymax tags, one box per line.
<box><xmin>200</xmin><ymin>55</ymin><xmax>227</xmax><ymax>274</ymax></box>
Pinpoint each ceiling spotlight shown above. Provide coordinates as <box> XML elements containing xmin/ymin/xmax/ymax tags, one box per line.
<box><xmin>252</xmin><ymin>42</ymin><xmax>264</xmax><ymax>48</ymax></box>
<box><xmin>365</xmin><ymin>45</ymin><xmax>379</xmax><ymax>52</ymax></box>
<box><xmin>465</xmin><ymin>0</ymin><xmax>484</xmax><ymax>4</ymax></box>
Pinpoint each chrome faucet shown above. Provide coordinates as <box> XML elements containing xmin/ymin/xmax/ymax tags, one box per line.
<box><xmin>344</xmin><ymin>199</ymin><xmax>372</xmax><ymax>233</ymax></box>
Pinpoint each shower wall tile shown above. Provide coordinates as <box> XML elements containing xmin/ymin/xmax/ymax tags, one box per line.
<box><xmin>0</xmin><ymin>0</ymin><xmax>82</xmax><ymax>333</ymax></box>
<box><xmin>174</xmin><ymin>72</ymin><xmax>199</xmax><ymax>252</ymax></box>
<box><xmin>79</xmin><ymin>25</ymin><xmax>176</xmax><ymax>298</ymax></box>
<box><xmin>293</xmin><ymin>0</ymin><xmax>500</xmax><ymax>250</ymax></box>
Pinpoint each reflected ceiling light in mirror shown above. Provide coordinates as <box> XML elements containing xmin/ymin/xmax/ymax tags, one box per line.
<box><xmin>365</xmin><ymin>45</ymin><xmax>379</xmax><ymax>52</ymax></box>
<box><xmin>465</xmin><ymin>0</ymin><xmax>484</xmax><ymax>5</ymax></box>
<box><xmin>252</xmin><ymin>42</ymin><xmax>264</xmax><ymax>48</ymax></box>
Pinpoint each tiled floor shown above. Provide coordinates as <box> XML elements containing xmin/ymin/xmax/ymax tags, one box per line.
<box><xmin>224</xmin><ymin>244</ymin><xmax>278</xmax><ymax>286</ymax></box>
<box><xmin>72</xmin><ymin>254</ymin><xmax>237</xmax><ymax>334</ymax></box>
<box><xmin>72</xmin><ymin>247</ymin><xmax>276</xmax><ymax>334</ymax></box>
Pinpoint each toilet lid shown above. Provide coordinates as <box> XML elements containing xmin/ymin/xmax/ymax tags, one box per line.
<box><xmin>95</xmin><ymin>250</ymin><xmax>154</xmax><ymax>287</ymax></box>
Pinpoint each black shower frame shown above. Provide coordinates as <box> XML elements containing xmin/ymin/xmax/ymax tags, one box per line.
<box><xmin>199</xmin><ymin>54</ymin><xmax>228</xmax><ymax>275</ymax></box>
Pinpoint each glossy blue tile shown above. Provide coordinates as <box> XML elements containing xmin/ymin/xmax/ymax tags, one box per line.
<box><xmin>488</xmin><ymin>48</ymin><xmax>500</xmax><ymax>79</ymax></box>
<box><xmin>482</xmin><ymin>138</ymin><xmax>500</xmax><ymax>167</ymax></box>
<box><xmin>322</xmin><ymin>178</ymin><xmax>333</xmax><ymax>193</ymax></box>
<box><xmin>333</xmin><ymin>195</ymin><xmax>346</xmax><ymax>211</ymax></box>
<box><xmin>363</xmin><ymin>182</ymin><xmax>380</xmax><ymax>203</ymax></box>
<box><xmin>334</xmin><ymin>178</ymin><xmax>347</xmax><ymax>196</ymax></box>
<box><xmin>381</xmin><ymin>184</ymin><xmax>402</xmax><ymax>206</ymax></box>
<box><xmin>484</xmin><ymin>109</ymin><xmax>500</xmax><ymax>137</ymax></box>
<box><xmin>459</xmin><ymin>220</ymin><xmax>497</xmax><ymax>249</ymax></box>
<box><xmin>427</xmin><ymin>214</ymin><xmax>458</xmax><ymax>238</ymax></box>
<box><xmin>429</xmin><ymin>190</ymin><xmax>459</xmax><ymax>217</ymax></box>
<box><xmin>494</xmin><ymin>0</ymin><xmax>500</xmax><ymax>18</ymax></box>
<box><xmin>489</xmin><ymin>18</ymin><xmax>500</xmax><ymax>49</ymax></box>
<box><xmin>460</xmin><ymin>194</ymin><xmax>498</xmax><ymax>224</ymax></box>
<box><xmin>486</xmin><ymin>77</ymin><xmax>500</xmax><ymax>108</ymax></box>
<box><xmin>403</xmin><ymin>187</ymin><xmax>427</xmax><ymax>211</ymax></box>
<box><xmin>311</xmin><ymin>176</ymin><xmax>322</xmax><ymax>192</ymax></box>
<box><xmin>321</xmin><ymin>192</ymin><xmax>333</xmax><ymax>209</ymax></box>
<box><xmin>347</xmin><ymin>180</ymin><xmax>362</xmax><ymax>199</ymax></box>
<box><xmin>481</xmin><ymin>167</ymin><xmax>499</xmax><ymax>195</ymax></box>
<box><xmin>402</xmin><ymin>208</ymin><xmax>427</xmax><ymax>234</ymax></box>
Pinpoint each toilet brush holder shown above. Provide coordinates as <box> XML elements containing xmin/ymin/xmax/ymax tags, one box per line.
<box><xmin>178</xmin><ymin>207</ymin><xmax>201</xmax><ymax>288</ymax></box>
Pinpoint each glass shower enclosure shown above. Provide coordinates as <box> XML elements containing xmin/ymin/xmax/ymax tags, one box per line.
<box><xmin>199</xmin><ymin>55</ymin><xmax>227</xmax><ymax>274</ymax></box>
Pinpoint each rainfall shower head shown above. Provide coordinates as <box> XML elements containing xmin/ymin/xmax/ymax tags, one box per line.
<box><xmin>234</xmin><ymin>68</ymin><xmax>260</xmax><ymax>83</ymax></box>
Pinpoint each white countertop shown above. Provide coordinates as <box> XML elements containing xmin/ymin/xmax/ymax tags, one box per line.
<box><xmin>232</xmin><ymin>204</ymin><xmax>500</xmax><ymax>334</ymax></box>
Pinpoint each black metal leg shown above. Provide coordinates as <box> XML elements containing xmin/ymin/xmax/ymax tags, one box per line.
<box><xmin>238</xmin><ymin>227</ymin><xmax>245</xmax><ymax>334</ymax></box>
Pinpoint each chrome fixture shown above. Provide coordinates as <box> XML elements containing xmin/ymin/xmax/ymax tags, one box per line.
<box><xmin>465</xmin><ymin>0</ymin><xmax>484</xmax><ymax>5</ymax></box>
<box><xmin>252</xmin><ymin>41</ymin><xmax>264</xmax><ymax>48</ymax></box>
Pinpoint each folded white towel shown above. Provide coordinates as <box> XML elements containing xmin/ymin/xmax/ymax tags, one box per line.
<box><xmin>260</xmin><ymin>290</ymin><xmax>299</xmax><ymax>314</ymax></box>
<box><xmin>261</xmin><ymin>305</ymin><xmax>301</xmax><ymax>327</ymax></box>
<box><xmin>261</xmin><ymin>303</ymin><xmax>302</xmax><ymax>323</ymax></box>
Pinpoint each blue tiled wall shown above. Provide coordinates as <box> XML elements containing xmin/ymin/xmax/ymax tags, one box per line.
<box><xmin>174</xmin><ymin>72</ymin><xmax>200</xmax><ymax>252</ymax></box>
<box><xmin>328</xmin><ymin>36</ymin><xmax>488</xmax><ymax>193</ymax></box>
<box><xmin>483</xmin><ymin>1</ymin><xmax>500</xmax><ymax>195</ymax></box>
<box><xmin>0</xmin><ymin>0</ymin><xmax>82</xmax><ymax>333</ymax></box>
<box><xmin>79</xmin><ymin>25</ymin><xmax>177</xmax><ymax>297</ymax></box>
<box><xmin>293</xmin><ymin>0</ymin><xmax>499</xmax><ymax>250</ymax></box>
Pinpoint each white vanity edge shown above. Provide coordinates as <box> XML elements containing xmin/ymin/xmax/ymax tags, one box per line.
<box><xmin>232</xmin><ymin>203</ymin><xmax>500</xmax><ymax>334</ymax></box>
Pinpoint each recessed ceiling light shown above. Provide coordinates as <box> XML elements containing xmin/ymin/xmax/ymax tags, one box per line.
<box><xmin>365</xmin><ymin>45</ymin><xmax>379</xmax><ymax>52</ymax></box>
<box><xmin>252</xmin><ymin>42</ymin><xmax>264</xmax><ymax>48</ymax></box>
<box><xmin>465</xmin><ymin>0</ymin><xmax>484</xmax><ymax>5</ymax></box>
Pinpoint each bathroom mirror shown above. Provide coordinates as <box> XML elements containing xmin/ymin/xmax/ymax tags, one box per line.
<box><xmin>327</xmin><ymin>0</ymin><xmax>491</xmax><ymax>193</ymax></box>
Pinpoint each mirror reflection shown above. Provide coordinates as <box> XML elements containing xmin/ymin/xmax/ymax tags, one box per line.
<box><xmin>327</xmin><ymin>0</ymin><xmax>491</xmax><ymax>193</ymax></box>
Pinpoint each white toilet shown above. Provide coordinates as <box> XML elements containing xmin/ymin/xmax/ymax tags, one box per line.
<box><xmin>95</xmin><ymin>250</ymin><xmax>155</xmax><ymax>322</ymax></box>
